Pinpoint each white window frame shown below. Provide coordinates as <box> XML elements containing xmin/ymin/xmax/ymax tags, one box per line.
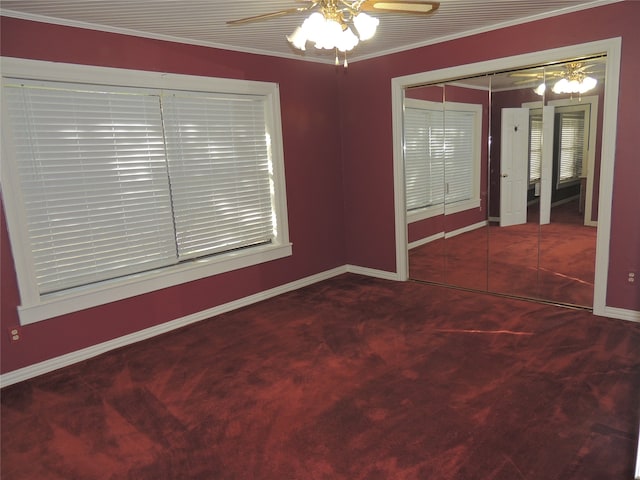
<box><xmin>404</xmin><ymin>99</ymin><xmax>445</xmax><ymax>220</ymax></box>
<box><xmin>528</xmin><ymin>109</ymin><xmax>544</xmax><ymax>184</ymax></box>
<box><xmin>524</xmin><ymin>100</ymin><xmax>593</xmax><ymax>190</ymax></box>
<box><xmin>404</xmin><ymin>98</ymin><xmax>482</xmax><ymax>223</ymax></box>
<box><xmin>554</xmin><ymin>104</ymin><xmax>590</xmax><ymax>188</ymax></box>
<box><xmin>1</xmin><ymin>57</ymin><xmax>291</xmax><ymax>325</ymax></box>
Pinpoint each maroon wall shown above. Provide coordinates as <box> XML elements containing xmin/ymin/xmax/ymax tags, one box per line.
<box><xmin>340</xmin><ymin>1</ymin><xmax>640</xmax><ymax>311</ymax></box>
<box><xmin>0</xmin><ymin>18</ymin><xmax>347</xmax><ymax>373</ymax></box>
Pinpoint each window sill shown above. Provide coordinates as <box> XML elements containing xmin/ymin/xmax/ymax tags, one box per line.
<box><xmin>557</xmin><ymin>179</ymin><xmax>580</xmax><ymax>189</ymax></box>
<box><xmin>407</xmin><ymin>204</ymin><xmax>445</xmax><ymax>223</ymax></box>
<box><xmin>407</xmin><ymin>198</ymin><xmax>480</xmax><ymax>224</ymax></box>
<box><xmin>18</xmin><ymin>242</ymin><xmax>293</xmax><ymax>325</ymax></box>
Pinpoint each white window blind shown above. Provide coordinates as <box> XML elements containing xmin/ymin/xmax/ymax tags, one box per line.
<box><xmin>404</xmin><ymin>103</ymin><xmax>478</xmax><ymax>213</ymax></box>
<box><xmin>4</xmin><ymin>80</ymin><xmax>177</xmax><ymax>294</ymax></box>
<box><xmin>404</xmin><ymin>107</ymin><xmax>444</xmax><ymax>210</ymax></box>
<box><xmin>3</xmin><ymin>77</ymin><xmax>279</xmax><ymax>298</ymax></box>
<box><xmin>162</xmin><ymin>92</ymin><xmax>274</xmax><ymax>260</ymax></box>
<box><xmin>443</xmin><ymin>109</ymin><xmax>474</xmax><ymax>205</ymax></box>
<box><xmin>558</xmin><ymin>111</ymin><xmax>585</xmax><ymax>183</ymax></box>
<box><xmin>529</xmin><ymin>112</ymin><xmax>543</xmax><ymax>183</ymax></box>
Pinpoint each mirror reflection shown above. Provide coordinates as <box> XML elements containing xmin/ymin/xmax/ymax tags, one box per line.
<box><xmin>406</xmin><ymin>56</ymin><xmax>605</xmax><ymax>308</ymax></box>
<box><xmin>405</xmin><ymin>84</ymin><xmax>446</xmax><ymax>284</ymax></box>
<box><xmin>537</xmin><ymin>60</ymin><xmax>604</xmax><ymax>306</ymax></box>
<box><xmin>487</xmin><ymin>66</ymin><xmax>544</xmax><ymax>300</ymax></box>
<box><xmin>442</xmin><ymin>77</ymin><xmax>490</xmax><ymax>292</ymax></box>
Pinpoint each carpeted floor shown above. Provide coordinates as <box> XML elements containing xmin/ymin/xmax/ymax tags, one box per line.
<box><xmin>410</xmin><ymin>199</ymin><xmax>596</xmax><ymax>307</ymax></box>
<box><xmin>2</xmin><ymin>274</ymin><xmax>639</xmax><ymax>479</ymax></box>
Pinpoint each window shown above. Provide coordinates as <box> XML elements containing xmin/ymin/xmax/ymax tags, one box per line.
<box><xmin>404</xmin><ymin>104</ymin><xmax>445</xmax><ymax>211</ymax></box>
<box><xmin>1</xmin><ymin>58</ymin><xmax>290</xmax><ymax>324</ymax></box>
<box><xmin>556</xmin><ymin>109</ymin><xmax>587</xmax><ymax>185</ymax></box>
<box><xmin>527</xmin><ymin>104</ymin><xmax>590</xmax><ymax>188</ymax></box>
<box><xmin>404</xmin><ymin>99</ymin><xmax>482</xmax><ymax>221</ymax></box>
<box><xmin>529</xmin><ymin>110</ymin><xmax>543</xmax><ymax>183</ymax></box>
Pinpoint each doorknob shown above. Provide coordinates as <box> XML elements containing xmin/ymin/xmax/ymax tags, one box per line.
<box><xmin>501</xmin><ymin>173</ymin><xmax>509</xmax><ymax>178</ymax></box>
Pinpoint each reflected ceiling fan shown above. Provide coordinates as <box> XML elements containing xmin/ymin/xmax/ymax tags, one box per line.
<box><xmin>509</xmin><ymin>62</ymin><xmax>600</xmax><ymax>95</ymax></box>
<box><xmin>227</xmin><ymin>0</ymin><xmax>440</xmax><ymax>65</ymax></box>
<box><xmin>509</xmin><ymin>62</ymin><xmax>598</xmax><ymax>84</ymax></box>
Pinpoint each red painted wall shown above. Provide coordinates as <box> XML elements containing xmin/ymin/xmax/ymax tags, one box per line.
<box><xmin>0</xmin><ymin>18</ymin><xmax>347</xmax><ymax>373</ymax></box>
<box><xmin>340</xmin><ymin>1</ymin><xmax>640</xmax><ymax>311</ymax></box>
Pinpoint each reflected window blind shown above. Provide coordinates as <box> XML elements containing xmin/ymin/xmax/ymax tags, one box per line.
<box><xmin>443</xmin><ymin>110</ymin><xmax>474</xmax><ymax>204</ymax></box>
<box><xmin>404</xmin><ymin>107</ymin><xmax>445</xmax><ymax>210</ymax></box>
<box><xmin>558</xmin><ymin>111</ymin><xmax>585</xmax><ymax>182</ymax></box>
<box><xmin>162</xmin><ymin>92</ymin><xmax>274</xmax><ymax>260</ymax></box>
<box><xmin>4</xmin><ymin>80</ymin><xmax>177</xmax><ymax>294</ymax></box>
<box><xmin>529</xmin><ymin>113</ymin><xmax>543</xmax><ymax>182</ymax></box>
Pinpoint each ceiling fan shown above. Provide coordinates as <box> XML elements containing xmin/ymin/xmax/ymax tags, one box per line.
<box><xmin>509</xmin><ymin>61</ymin><xmax>600</xmax><ymax>95</ymax></box>
<box><xmin>227</xmin><ymin>0</ymin><xmax>440</xmax><ymax>25</ymax></box>
<box><xmin>227</xmin><ymin>0</ymin><xmax>440</xmax><ymax>64</ymax></box>
<box><xmin>509</xmin><ymin>61</ymin><xmax>598</xmax><ymax>84</ymax></box>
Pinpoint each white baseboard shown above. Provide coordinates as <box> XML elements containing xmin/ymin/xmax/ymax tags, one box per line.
<box><xmin>407</xmin><ymin>220</ymin><xmax>487</xmax><ymax>250</ymax></box>
<box><xmin>408</xmin><ymin>232</ymin><xmax>444</xmax><ymax>250</ymax></box>
<box><xmin>444</xmin><ymin>220</ymin><xmax>488</xmax><ymax>239</ymax></box>
<box><xmin>346</xmin><ymin>264</ymin><xmax>401</xmax><ymax>281</ymax></box>
<box><xmin>0</xmin><ymin>265</ymin><xmax>349</xmax><ymax>388</ymax></box>
<box><xmin>601</xmin><ymin>305</ymin><xmax>640</xmax><ymax>323</ymax></box>
<box><xmin>3</xmin><ymin>263</ymin><xmax>637</xmax><ymax>387</ymax></box>
<box><xmin>636</xmin><ymin>425</ymin><xmax>640</xmax><ymax>480</ymax></box>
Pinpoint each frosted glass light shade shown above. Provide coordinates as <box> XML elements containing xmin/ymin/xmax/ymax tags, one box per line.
<box><xmin>552</xmin><ymin>76</ymin><xmax>597</xmax><ymax>94</ymax></box>
<box><xmin>353</xmin><ymin>12</ymin><xmax>379</xmax><ymax>40</ymax></box>
<box><xmin>287</xmin><ymin>9</ymin><xmax>377</xmax><ymax>53</ymax></box>
<box><xmin>287</xmin><ymin>27</ymin><xmax>307</xmax><ymax>50</ymax></box>
<box><xmin>534</xmin><ymin>83</ymin><xmax>546</xmax><ymax>96</ymax></box>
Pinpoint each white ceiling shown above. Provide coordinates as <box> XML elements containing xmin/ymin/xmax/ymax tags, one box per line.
<box><xmin>0</xmin><ymin>0</ymin><xmax>623</xmax><ymax>64</ymax></box>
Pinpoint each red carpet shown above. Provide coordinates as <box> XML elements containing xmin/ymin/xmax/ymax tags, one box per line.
<box><xmin>2</xmin><ymin>274</ymin><xmax>639</xmax><ymax>479</ymax></box>
<box><xmin>410</xmin><ymin>199</ymin><xmax>597</xmax><ymax>307</ymax></box>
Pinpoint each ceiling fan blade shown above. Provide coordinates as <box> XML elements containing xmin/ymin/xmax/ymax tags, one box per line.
<box><xmin>227</xmin><ymin>6</ymin><xmax>311</xmax><ymax>25</ymax></box>
<box><xmin>509</xmin><ymin>73</ymin><xmax>542</xmax><ymax>78</ymax></box>
<box><xmin>360</xmin><ymin>0</ymin><xmax>440</xmax><ymax>15</ymax></box>
<box><xmin>509</xmin><ymin>70</ymin><xmax>564</xmax><ymax>79</ymax></box>
<box><xmin>513</xmin><ymin>78</ymin><xmax>540</xmax><ymax>85</ymax></box>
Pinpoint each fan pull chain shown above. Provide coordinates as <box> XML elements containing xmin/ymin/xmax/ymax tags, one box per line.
<box><xmin>335</xmin><ymin>50</ymin><xmax>349</xmax><ymax>68</ymax></box>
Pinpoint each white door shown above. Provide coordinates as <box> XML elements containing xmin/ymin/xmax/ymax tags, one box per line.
<box><xmin>500</xmin><ymin>108</ymin><xmax>530</xmax><ymax>227</ymax></box>
<box><xmin>539</xmin><ymin>105</ymin><xmax>555</xmax><ymax>225</ymax></box>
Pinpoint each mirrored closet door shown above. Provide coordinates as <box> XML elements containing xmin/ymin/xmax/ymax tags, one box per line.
<box><xmin>405</xmin><ymin>55</ymin><xmax>606</xmax><ymax>308</ymax></box>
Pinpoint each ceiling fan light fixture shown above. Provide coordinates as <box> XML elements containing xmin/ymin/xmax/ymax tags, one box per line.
<box><xmin>552</xmin><ymin>75</ymin><xmax>597</xmax><ymax>94</ymax></box>
<box><xmin>288</xmin><ymin>10</ymin><xmax>361</xmax><ymax>52</ymax></box>
<box><xmin>286</xmin><ymin>1</ymin><xmax>385</xmax><ymax>54</ymax></box>
<box><xmin>546</xmin><ymin>62</ymin><xmax>599</xmax><ymax>95</ymax></box>
<box><xmin>231</xmin><ymin>1</ymin><xmax>439</xmax><ymax>63</ymax></box>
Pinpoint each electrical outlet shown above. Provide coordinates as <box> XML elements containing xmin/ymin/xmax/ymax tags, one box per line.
<box><xmin>8</xmin><ymin>327</ymin><xmax>21</xmax><ymax>342</ymax></box>
<box><xmin>629</xmin><ymin>272</ymin><xmax>636</xmax><ymax>284</ymax></box>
